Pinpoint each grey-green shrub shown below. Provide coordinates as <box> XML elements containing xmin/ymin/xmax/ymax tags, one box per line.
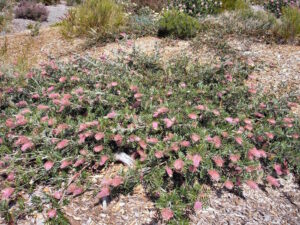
<box><xmin>158</xmin><ymin>10</ymin><xmax>200</xmax><ymax>39</ymax></box>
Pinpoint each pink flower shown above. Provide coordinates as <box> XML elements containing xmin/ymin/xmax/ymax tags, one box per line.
<box><xmin>97</xmin><ymin>187</ymin><xmax>110</xmax><ymax>199</ymax></box>
<box><xmin>95</xmin><ymin>132</ymin><xmax>105</xmax><ymax>141</ymax></box>
<box><xmin>111</xmin><ymin>176</ymin><xmax>123</xmax><ymax>187</ymax></box>
<box><xmin>60</xmin><ymin>160</ymin><xmax>72</xmax><ymax>169</ymax></box>
<box><xmin>188</xmin><ymin>113</ymin><xmax>198</xmax><ymax>120</ymax></box>
<box><xmin>274</xmin><ymin>164</ymin><xmax>283</xmax><ymax>175</ymax></box>
<box><xmin>196</xmin><ymin>105</ymin><xmax>206</xmax><ymax>111</ymax></box>
<box><xmin>146</xmin><ymin>137</ymin><xmax>158</xmax><ymax>144</ymax></box>
<box><xmin>246</xmin><ymin>180</ymin><xmax>258</xmax><ymax>190</ymax></box>
<box><xmin>248</xmin><ymin>148</ymin><xmax>266</xmax><ymax>160</ymax></box>
<box><xmin>44</xmin><ymin>161</ymin><xmax>54</xmax><ymax>171</ymax></box>
<box><xmin>192</xmin><ymin>154</ymin><xmax>202</xmax><ymax>168</ymax></box>
<box><xmin>170</xmin><ymin>143</ymin><xmax>179</xmax><ymax>152</ymax></box>
<box><xmin>213</xmin><ymin>156</ymin><xmax>224</xmax><ymax>167</ymax></box>
<box><xmin>100</xmin><ymin>155</ymin><xmax>109</xmax><ymax>166</ymax></box>
<box><xmin>59</xmin><ymin>76</ymin><xmax>67</xmax><ymax>83</ymax></box>
<box><xmin>74</xmin><ymin>158</ymin><xmax>85</xmax><ymax>167</ymax></box>
<box><xmin>163</xmin><ymin>118</ymin><xmax>175</xmax><ymax>128</ymax></box>
<box><xmin>7</xmin><ymin>173</ymin><xmax>15</xmax><ymax>182</ymax></box>
<box><xmin>47</xmin><ymin>209</ymin><xmax>57</xmax><ymax>219</ymax></box>
<box><xmin>94</xmin><ymin>145</ymin><xmax>104</xmax><ymax>153</ymax></box>
<box><xmin>267</xmin><ymin>118</ymin><xmax>276</xmax><ymax>125</ymax></box>
<box><xmin>113</xmin><ymin>134</ymin><xmax>123</xmax><ymax>146</ymax></box>
<box><xmin>37</xmin><ymin>104</ymin><xmax>49</xmax><ymax>111</ymax></box>
<box><xmin>266</xmin><ymin>175</ymin><xmax>280</xmax><ymax>187</ymax></box>
<box><xmin>152</xmin><ymin>121</ymin><xmax>159</xmax><ymax>130</ymax></box>
<box><xmin>208</xmin><ymin>170</ymin><xmax>220</xmax><ymax>181</ymax></box>
<box><xmin>212</xmin><ymin>109</ymin><xmax>220</xmax><ymax>116</ymax></box>
<box><xmin>174</xmin><ymin>159</ymin><xmax>184</xmax><ymax>171</ymax></box>
<box><xmin>165</xmin><ymin>166</ymin><xmax>173</xmax><ymax>177</ymax></box>
<box><xmin>111</xmin><ymin>82</ymin><xmax>118</xmax><ymax>87</ymax></box>
<box><xmin>209</xmin><ymin>136</ymin><xmax>222</xmax><ymax>148</ymax></box>
<box><xmin>21</xmin><ymin>141</ymin><xmax>34</xmax><ymax>151</ymax></box>
<box><xmin>180</xmin><ymin>140</ymin><xmax>190</xmax><ymax>147</ymax></box>
<box><xmin>244</xmin><ymin>118</ymin><xmax>252</xmax><ymax>125</ymax></box>
<box><xmin>161</xmin><ymin>208</ymin><xmax>174</xmax><ymax>221</ymax></box>
<box><xmin>224</xmin><ymin>180</ymin><xmax>234</xmax><ymax>190</ymax></box>
<box><xmin>191</xmin><ymin>133</ymin><xmax>200</xmax><ymax>143</ymax></box>
<box><xmin>139</xmin><ymin>140</ymin><xmax>147</xmax><ymax>150</ymax></box>
<box><xmin>155</xmin><ymin>151</ymin><xmax>164</xmax><ymax>159</ymax></box>
<box><xmin>229</xmin><ymin>154</ymin><xmax>240</xmax><ymax>163</ymax></box>
<box><xmin>235</xmin><ymin>137</ymin><xmax>243</xmax><ymax>145</ymax></box>
<box><xmin>265</xmin><ymin>132</ymin><xmax>274</xmax><ymax>139</ymax></box>
<box><xmin>194</xmin><ymin>201</ymin><xmax>202</xmax><ymax>211</ymax></box>
<box><xmin>53</xmin><ymin>191</ymin><xmax>62</xmax><ymax>200</ymax></box>
<box><xmin>225</xmin><ymin>117</ymin><xmax>234</xmax><ymax>124</ymax></box>
<box><xmin>153</xmin><ymin>107</ymin><xmax>169</xmax><ymax>118</ymax></box>
<box><xmin>107</xmin><ymin>111</ymin><xmax>117</xmax><ymax>119</ymax></box>
<box><xmin>73</xmin><ymin>187</ymin><xmax>83</xmax><ymax>196</ymax></box>
<box><xmin>1</xmin><ymin>187</ymin><xmax>14</xmax><ymax>199</ymax></box>
<box><xmin>130</xmin><ymin>85</ymin><xmax>139</xmax><ymax>93</ymax></box>
<box><xmin>56</xmin><ymin>139</ymin><xmax>69</xmax><ymax>150</ymax></box>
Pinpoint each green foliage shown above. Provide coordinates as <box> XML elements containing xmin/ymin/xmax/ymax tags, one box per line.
<box><xmin>27</xmin><ymin>23</ymin><xmax>41</xmax><ymax>36</ymax></box>
<box><xmin>276</xmin><ymin>6</ymin><xmax>300</xmax><ymax>42</ymax></box>
<box><xmin>158</xmin><ymin>10</ymin><xmax>200</xmax><ymax>39</ymax></box>
<box><xmin>170</xmin><ymin>0</ymin><xmax>223</xmax><ymax>16</ymax></box>
<box><xmin>264</xmin><ymin>0</ymin><xmax>299</xmax><ymax>17</ymax></box>
<box><xmin>60</xmin><ymin>0</ymin><xmax>126</xmax><ymax>38</ymax></box>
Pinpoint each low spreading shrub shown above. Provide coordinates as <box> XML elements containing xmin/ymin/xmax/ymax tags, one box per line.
<box><xmin>0</xmin><ymin>45</ymin><xmax>299</xmax><ymax>224</ymax></box>
<box><xmin>264</xmin><ymin>0</ymin><xmax>300</xmax><ymax>17</ymax></box>
<box><xmin>158</xmin><ymin>10</ymin><xmax>200</xmax><ymax>39</ymax></box>
<box><xmin>14</xmin><ymin>0</ymin><xmax>48</xmax><ymax>22</ymax></box>
<box><xmin>170</xmin><ymin>0</ymin><xmax>223</xmax><ymax>16</ymax></box>
<box><xmin>276</xmin><ymin>6</ymin><xmax>300</xmax><ymax>42</ymax></box>
<box><xmin>60</xmin><ymin>0</ymin><xmax>126</xmax><ymax>37</ymax></box>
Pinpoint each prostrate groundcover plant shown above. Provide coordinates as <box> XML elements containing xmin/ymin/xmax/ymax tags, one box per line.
<box><xmin>0</xmin><ymin>47</ymin><xmax>299</xmax><ymax>224</ymax></box>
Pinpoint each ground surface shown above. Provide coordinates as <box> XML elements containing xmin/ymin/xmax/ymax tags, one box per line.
<box><xmin>0</xmin><ymin>22</ymin><xmax>300</xmax><ymax>224</ymax></box>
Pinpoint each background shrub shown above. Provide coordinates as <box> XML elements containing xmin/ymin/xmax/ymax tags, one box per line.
<box><xmin>15</xmin><ymin>1</ymin><xmax>48</xmax><ymax>21</ymax></box>
<box><xmin>38</xmin><ymin>0</ymin><xmax>60</xmax><ymax>5</ymax></box>
<box><xmin>264</xmin><ymin>0</ymin><xmax>300</xmax><ymax>17</ymax></box>
<box><xmin>276</xmin><ymin>6</ymin><xmax>300</xmax><ymax>42</ymax></box>
<box><xmin>131</xmin><ymin>0</ymin><xmax>168</xmax><ymax>11</ymax></box>
<box><xmin>170</xmin><ymin>0</ymin><xmax>223</xmax><ymax>16</ymax></box>
<box><xmin>158</xmin><ymin>10</ymin><xmax>200</xmax><ymax>39</ymax></box>
<box><xmin>221</xmin><ymin>0</ymin><xmax>250</xmax><ymax>11</ymax></box>
<box><xmin>219</xmin><ymin>8</ymin><xmax>277</xmax><ymax>37</ymax></box>
<box><xmin>0</xmin><ymin>0</ymin><xmax>7</xmax><ymax>10</ymax></box>
<box><xmin>66</xmin><ymin>0</ymin><xmax>81</xmax><ymax>6</ymax></box>
<box><xmin>60</xmin><ymin>0</ymin><xmax>125</xmax><ymax>37</ymax></box>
